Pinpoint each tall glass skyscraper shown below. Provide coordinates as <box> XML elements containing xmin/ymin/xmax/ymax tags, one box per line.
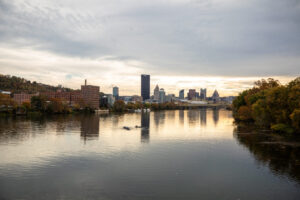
<box><xmin>113</xmin><ymin>86</ymin><xmax>119</xmax><ymax>100</ymax></box>
<box><xmin>179</xmin><ymin>89</ymin><xmax>184</xmax><ymax>99</ymax></box>
<box><xmin>141</xmin><ymin>74</ymin><xmax>150</xmax><ymax>101</ymax></box>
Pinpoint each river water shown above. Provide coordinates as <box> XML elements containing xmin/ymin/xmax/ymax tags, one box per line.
<box><xmin>0</xmin><ymin>109</ymin><xmax>299</xmax><ymax>199</ymax></box>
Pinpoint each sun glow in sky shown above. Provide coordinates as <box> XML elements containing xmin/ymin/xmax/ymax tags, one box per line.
<box><xmin>0</xmin><ymin>0</ymin><xmax>299</xmax><ymax>96</ymax></box>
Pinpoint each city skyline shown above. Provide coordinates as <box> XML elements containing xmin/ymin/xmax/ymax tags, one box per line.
<box><xmin>0</xmin><ymin>0</ymin><xmax>299</xmax><ymax>96</ymax></box>
<box><xmin>0</xmin><ymin>73</ymin><xmax>295</xmax><ymax>97</ymax></box>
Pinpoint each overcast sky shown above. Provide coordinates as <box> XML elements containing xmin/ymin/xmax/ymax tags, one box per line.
<box><xmin>0</xmin><ymin>0</ymin><xmax>299</xmax><ymax>96</ymax></box>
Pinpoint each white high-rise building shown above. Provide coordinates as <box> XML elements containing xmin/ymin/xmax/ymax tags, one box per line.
<box><xmin>154</xmin><ymin>85</ymin><xmax>159</xmax><ymax>101</ymax></box>
<box><xmin>159</xmin><ymin>88</ymin><xmax>165</xmax><ymax>103</ymax></box>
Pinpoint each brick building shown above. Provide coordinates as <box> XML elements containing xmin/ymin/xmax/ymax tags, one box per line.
<box><xmin>13</xmin><ymin>93</ymin><xmax>38</xmax><ymax>105</ymax></box>
<box><xmin>13</xmin><ymin>80</ymin><xmax>99</xmax><ymax>109</ymax></box>
<box><xmin>188</xmin><ymin>89</ymin><xmax>196</xmax><ymax>100</ymax></box>
<box><xmin>40</xmin><ymin>91</ymin><xmax>83</xmax><ymax>106</ymax></box>
<box><xmin>81</xmin><ymin>80</ymin><xmax>99</xmax><ymax>109</ymax></box>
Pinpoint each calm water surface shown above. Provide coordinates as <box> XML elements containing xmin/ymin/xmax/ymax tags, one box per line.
<box><xmin>0</xmin><ymin>109</ymin><xmax>299</xmax><ymax>200</ymax></box>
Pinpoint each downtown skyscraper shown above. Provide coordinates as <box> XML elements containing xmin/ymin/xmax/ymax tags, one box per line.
<box><xmin>113</xmin><ymin>86</ymin><xmax>119</xmax><ymax>100</ymax></box>
<box><xmin>141</xmin><ymin>74</ymin><xmax>150</xmax><ymax>101</ymax></box>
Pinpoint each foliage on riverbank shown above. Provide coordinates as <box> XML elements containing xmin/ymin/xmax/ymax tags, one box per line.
<box><xmin>111</xmin><ymin>100</ymin><xmax>229</xmax><ymax>113</ymax></box>
<box><xmin>0</xmin><ymin>74</ymin><xmax>73</xmax><ymax>94</ymax></box>
<box><xmin>0</xmin><ymin>94</ymin><xmax>94</xmax><ymax>116</ymax></box>
<box><xmin>232</xmin><ymin>77</ymin><xmax>300</xmax><ymax>134</ymax></box>
<box><xmin>111</xmin><ymin>100</ymin><xmax>179</xmax><ymax>113</ymax></box>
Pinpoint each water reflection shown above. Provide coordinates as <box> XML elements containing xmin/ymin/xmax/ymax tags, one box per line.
<box><xmin>212</xmin><ymin>108</ymin><xmax>219</xmax><ymax>125</ymax></box>
<box><xmin>200</xmin><ymin>108</ymin><xmax>206</xmax><ymax>126</ymax></box>
<box><xmin>234</xmin><ymin>126</ymin><xmax>300</xmax><ymax>183</ymax></box>
<box><xmin>0</xmin><ymin>109</ymin><xmax>300</xmax><ymax>199</ymax></box>
<box><xmin>187</xmin><ymin>110</ymin><xmax>199</xmax><ymax>125</ymax></box>
<box><xmin>80</xmin><ymin>115</ymin><xmax>99</xmax><ymax>141</ymax></box>
<box><xmin>179</xmin><ymin>110</ymin><xmax>184</xmax><ymax>125</ymax></box>
<box><xmin>153</xmin><ymin>111</ymin><xmax>164</xmax><ymax>130</ymax></box>
<box><xmin>141</xmin><ymin>112</ymin><xmax>150</xmax><ymax>143</ymax></box>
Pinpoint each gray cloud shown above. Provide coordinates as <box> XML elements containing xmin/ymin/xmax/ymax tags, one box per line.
<box><xmin>0</xmin><ymin>0</ymin><xmax>299</xmax><ymax>80</ymax></box>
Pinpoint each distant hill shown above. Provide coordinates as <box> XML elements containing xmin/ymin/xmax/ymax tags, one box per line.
<box><xmin>0</xmin><ymin>74</ymin><xmax>73</xmax><ymax>94</ymax></box>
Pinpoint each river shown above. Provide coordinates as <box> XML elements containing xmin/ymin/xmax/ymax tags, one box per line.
<box><xmin>0</xmin><ymin>109</ymin><xmax>299</xmax><ymax>199</ymax></box>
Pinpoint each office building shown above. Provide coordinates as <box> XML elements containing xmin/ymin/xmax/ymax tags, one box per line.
<box><xmin>113</xmin><ymin>86</ymin><xmax>119</xmax><ymax>100</ymax></box>
<box><xmin>179</xmin><ymin>89</ymin><xmax>184</xmax><ymax>99</ymax></box>
<box><xmin>141</xmin><ymin>74</ymin><xmax>150</xmax><ymax>101</ymax></box>
<box><xmin>165</xmin><ymin>94</ymin><xmax>175</xmax><ymax>102</ymax></box>
<box><xmin>100</xmin><ymin>95</ymin><xmax>108</xmax><ymax>107</ymax></box>
<box><xmin>200</xmin><ymin>88</ymin><xmax>207</xmax><ymax>100</ymax></box>
<box><xmin>154</xmin><ymin>85</ymin><xmax>159</xmax><ymax>101</ymax></box>
<box><xmin>132</xmin><ymin>95</ymin><xmax>143</xmax><ymax>102</ymax></box>
<box><xmin>188</xmin><ymin>89</ymin><xmax>196</xmax><ymax>100</ymax></box>
<box><xmin>159</xmin><ymin>88</ymin><xmax>165</xmax><ymax>103</ymax></box>
<box><xmin>107</xmin><ymin>94</ymin><xmax>115</xmax><ymax>107</ymax></box>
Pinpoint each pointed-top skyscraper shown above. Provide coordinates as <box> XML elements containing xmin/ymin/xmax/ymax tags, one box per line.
<box><xmin>154</xmin><ymin>85</ymin><xmax>159</xmax><ymax>101</ymax></box>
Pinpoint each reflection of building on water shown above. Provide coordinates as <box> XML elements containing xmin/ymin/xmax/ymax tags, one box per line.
<box><xmin>200</xmin><ymin>108</ymin><xmax>207</xmax><ymax>126</ymax></box>
<box><xmin>167</xmin><ymin>111</ymin><xmax>175</xmax><ymax>120</ymax></box>
<box><xmin>141</xmin><ymin>112</ymin><xmax>150</xmax><ymax>143</ymax></box>
<box><xmin>80</xmin><ymin>115</ymin><xmax>99</xmax><ymax>141</ymax></box>
<box><xmin>213</xmin><ymin>108</ymin><xmax>219</xmax><ymax>125</ymax></box>
<box><xmin>154</xmin><ymin>111</ymin><xmax>165</xmax><ymax>129</ymax></box>
<box><xmin>179</xmin><ymin>110</ymin><xmax>184</xmax><ymax>125</ymax></box>
<box><xmin>188</xmin><ymin>110</ymin><xmax>199</xmax><ymax>125</ymax></box>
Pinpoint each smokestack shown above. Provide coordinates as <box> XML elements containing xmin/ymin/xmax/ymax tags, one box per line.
<box><xmin>85</xmin><ymin>79</ymin><xmax>87</xmax><ymax>86</ymax></box>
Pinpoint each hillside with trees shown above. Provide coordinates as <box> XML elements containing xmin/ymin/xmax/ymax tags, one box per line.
<box><xmin>232</xmin><ymin>77</ymin><xmax>300</xmax><ymax>134</ymax></box>
<box><xmin>0</xmin><ymin>74</ymin><xmax>73</xmax><ymax>94</ymax></box>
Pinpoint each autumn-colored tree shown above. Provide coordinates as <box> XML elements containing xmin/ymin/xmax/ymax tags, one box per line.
<box><xmin>150</xmin><ymin>103</ymin><xmax>159</xmax><ymax>111</ymax></box>
<box><xmin>254</xmin><ymin>78</ymin><xmax>280</xmax><ymax>90</ymax></box>
<box><xmin>290</xmin><ymin>109</ymin><xmax>300</xmax><ymax>132</ymax></box>
<box><xmin>113</xmin><ymin>100</ymin><xmax>126</xmax><ymax>112</ymax></box>
<box><xmin>0</xmin><ymin>93</ymin><xmax>16</xmax><ymax>112</ymax></box>
<box><xmin>237</xmin><ymin>106</ymin><xmax>252</xmax><ymax>121</ymax></box>
<box><xmin>0</xmin><ymin>74</ymin><xmax>73</xmax><ymax>94</ymax></box>
<box><xmin>232</xmin><ymin>77</ymin><xmax>300</xmax><ymax>134</ymax></box>
<box><xmin>266</xmin><ymin>86</ymin><xmax>289</xmax><ymax>124</ymax></box>
<box><xmin>46</xmin><ymin>98</ymin><xmax>64</xmax><ymax>113</ymax></box>
<box><xmin>21</xmin><ymin>102</ymin><xmax>31</xmax><ymax>112</ymax></box>
<box><xmin>31</xmin><ymin>95</ymin><xmax>47</xmax><ymax>112</ymax></box>
<box><xmin>126</xmin><ymin>102</ymin><xmax>136</xmax><ymax>110</ymax></box>
<box><xmin>251</xmin><ymin>99</ymin><xmax>270</xmax><ymax>127</ymax></box>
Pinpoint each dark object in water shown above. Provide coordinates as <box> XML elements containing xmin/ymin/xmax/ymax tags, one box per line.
<box><xmin>123</xmin><ymin>126</ymin><xmax>131</xmax><ymax>130</ymax></box>
<box><xmin>135</xmin><ymin>125</ymin><xmax>142</xmax><ymax>128</ymax></box>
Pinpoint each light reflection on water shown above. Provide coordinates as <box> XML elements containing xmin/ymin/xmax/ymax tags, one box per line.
<box><xmin>0</xmin><ymin>109</ymin><xmax>299</xmax><ymax>200</ymax></box>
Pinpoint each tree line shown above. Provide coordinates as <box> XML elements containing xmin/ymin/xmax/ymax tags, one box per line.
<box><xmin>0</xmin><ymin>74</ymin><xmax>72</xmax><ymax>94</ymax></box>
<box><xmin>111</xmin><ymin>100</ymin><xmax>179</xmax><ymax>112</ymax></box>
<box><xmin>232</xmin><ymin>77</ymin><xmax>300</xmax><ymax>134</ymax></box>
<box><xmin>0</xmin><ymin>94</ymin><xmax>94</xmax><ymax>115</ymax></box>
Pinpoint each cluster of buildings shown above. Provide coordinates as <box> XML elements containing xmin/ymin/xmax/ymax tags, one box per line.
<box><xmin>2</xmin><ymin>74</ymin><xmax>235</xmax><ymax>110</ymax></box>
<box><xmin>13</xmin><ymin>80</ymin><xmax>100</xmax><ymax>109</ymax></box>
<box><xmin>140</xmin><ymin>74</ymin><xmax>234</xmax><ymax>104</ymax></box>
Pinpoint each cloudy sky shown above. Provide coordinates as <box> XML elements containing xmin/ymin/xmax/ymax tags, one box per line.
<box><xmin>0</xmin><ymin>0</ymin><xmax>299</xmax><ymax>96</ymax></box>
